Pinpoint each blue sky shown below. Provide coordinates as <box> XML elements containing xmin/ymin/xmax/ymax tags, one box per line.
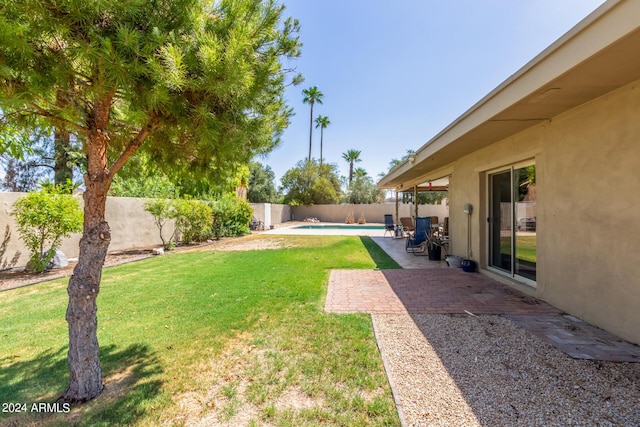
<box><xmin>263</xmin><ymin>0</ymin><xmax>606</xmax><ymax>187</ymax></box>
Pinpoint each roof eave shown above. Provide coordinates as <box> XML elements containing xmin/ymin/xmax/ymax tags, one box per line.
<box><xmin>378</xmin><ymin>0</ymin><xmax>640</xmax><ymax>190</ymax></box>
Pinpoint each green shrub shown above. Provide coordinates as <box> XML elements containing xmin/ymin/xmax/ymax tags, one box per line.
<box><xmin>12</xmin><ymin>187</ymin><xmax>83</xmax><ymax>273</ymax></box>
<box><xmin>143</xmin><ymin>198</ymin><xmax>177</xmax><ymax>250</ymax></box>
<box><xmin>145</xmin><ymin>196</ymin><xmax>248</xmax><ymax>246</ymax></box>
<box><xmin>173</xmin><ymin>199</ymin><xmax>213</xmax><ymax>244</ymax></box>
<box><xmin>210</xmin><ymin>195</ymin><xmax>252</xmax><ymax>239</ymax></box>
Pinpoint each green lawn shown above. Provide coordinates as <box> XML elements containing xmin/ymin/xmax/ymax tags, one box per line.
<box><xmin>515</xmin><ymin>235</ymin><xmax>537</xmax><ymax>263</ymax></box>
<box><xmin>0</xmin><ymin>235</ymin><xmax>401</xmax><ymax>426</ymax></box>
<box><xmin>500</xmin><ymin>235</ymin><xmax>537</xmax><ymax>263</ymax></box>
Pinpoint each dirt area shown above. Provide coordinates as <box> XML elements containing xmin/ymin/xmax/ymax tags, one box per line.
<box><xmin>0</xmin><ymin>234</ymin><xmax>293</xmax><ymax>292</ymax></box>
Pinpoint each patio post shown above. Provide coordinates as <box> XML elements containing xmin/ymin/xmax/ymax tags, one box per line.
<box><xmin>395</xmin><ymin>189</ymin><xmax>399</xmax><ymax>225</ymax></box>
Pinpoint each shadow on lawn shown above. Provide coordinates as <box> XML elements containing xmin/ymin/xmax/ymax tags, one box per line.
<box><xmin>0</xmin><ymin>343</ymin><xmax>163</xmax><ymax>426</ymax></box>
<box><xmin>359</xmin><ymin>236</ymin><xmax>402</xmax><ymax>270</ymax></box>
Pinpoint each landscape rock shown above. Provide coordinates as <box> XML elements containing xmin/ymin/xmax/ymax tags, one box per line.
<box><xmin>48</xmin><ymin>249</ymin><xmax>69</xmax><ymax>269</ymax></box>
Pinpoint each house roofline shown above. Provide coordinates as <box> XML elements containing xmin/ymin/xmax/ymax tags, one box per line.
<box><xmin>379</xmin><ymin>0</ymin><xmax>640</xmax><ymax>189</ymax></box>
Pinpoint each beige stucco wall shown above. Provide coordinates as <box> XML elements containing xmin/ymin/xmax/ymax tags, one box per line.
<box><xmin>444</xmin><ymin>80</ymin><xmax>640</xmax><ymax>344</ymax></box>
<box><xmin>291</xmin><ymin>203</ymin><xmax>449</xmax><ymax>225</ymax></box>
<box><xmin>1</xmin><ymin>194</ymin><xmax>171</xmax><ymax>269</ymax></box>
<box><xmin>249</xmin><ymin>203</ymin><xmax>293</xmax><ymax>228</ymax></box>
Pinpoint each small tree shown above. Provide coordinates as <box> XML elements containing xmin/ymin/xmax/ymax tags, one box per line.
<box><xmin>281</xmin><ymin>159</ymin><xmax>342</xmax><ymax>205</ymax></box>
<box><xmin>144</xmin><ymin>199</ymin><xmax>178</xmax><ymax>250</ymax></box>
<box><xmin>344</xmin><ymin>172</ymin><xmax>385</xmax><ymax>204</ymax></box>
<box><xmin>247</xmin><ymin>161</ymin><xmax>278</xmax><ymax>203</ymax></box>
<box><xmin>12</xmin><ymin>186</ymin><xmax>83</xmax><ymax>273</ymax></box>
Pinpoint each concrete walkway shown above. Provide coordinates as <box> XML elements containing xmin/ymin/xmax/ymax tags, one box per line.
<box><xmin>326</xmin><ymin>236</ymin><xmax>640</xmax><ymax>362</ymax></box>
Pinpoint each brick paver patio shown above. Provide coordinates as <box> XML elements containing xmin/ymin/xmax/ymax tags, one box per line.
<box><xmin>326</xmin><ymin>268</ymin><xmax>561</xmax><ymax>315</ymax></box>
<box><xmin>326</xmin><ymin>237</ymin><xmax>640</xmax><ymax>362</ymax></box>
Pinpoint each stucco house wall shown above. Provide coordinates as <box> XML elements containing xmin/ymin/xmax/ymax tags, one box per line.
<box><xmin>447</xmin><ymin>80</ymin><xmax>640</xmax><ymax>344</ymax></box>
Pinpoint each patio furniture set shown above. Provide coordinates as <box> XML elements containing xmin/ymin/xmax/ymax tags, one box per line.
<box><xmin>384</xmin><ymin>215</ymin><xmax>449</xmax><ymax>260</ymax></box>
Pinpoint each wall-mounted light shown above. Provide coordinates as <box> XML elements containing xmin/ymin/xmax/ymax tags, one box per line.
<box><xmin>408</xmin><ymin>155</ymin><xmax>416</xmax><ymax>164</ymax></box>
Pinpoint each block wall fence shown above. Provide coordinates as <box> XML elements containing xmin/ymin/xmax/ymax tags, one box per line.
<box><xmin>0</xmin><ymin>192</ymin><xmax>447</xmax><ymax>269</ymax></box>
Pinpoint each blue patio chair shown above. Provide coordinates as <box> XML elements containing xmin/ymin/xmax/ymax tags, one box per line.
<box><xmin>406</xmin><ymin>216</ymin><xmax>431</xmax><ymax>253</ymax></box>
<box><xmin>384</xmin><ymin>214</ymin><xmax>395</xmax><ymax>237</ymax></box>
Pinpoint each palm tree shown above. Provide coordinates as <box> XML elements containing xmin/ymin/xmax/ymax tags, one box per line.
<box><xmin>353</xmin><ymin>167</ymin><xmax>368</xmax><ymax>179</ymax></box>
<box><xmin>314</xmin><ymin>115</ymin><xmax>331</xmax><ymax>167</ymax></box>
<box><xmin>302</xmin><ymin>86</ymin><xmax>324</xmax><ymax>162</ymax></box>
<box><xmin>342</xmin><ymin>149</ymin><xmax>362</xmax><ymax>186</ymax></box>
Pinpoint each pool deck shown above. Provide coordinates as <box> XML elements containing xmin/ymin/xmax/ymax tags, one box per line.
<box><xmin>266</xmin><ymin>223</ymin><xmax>640</xmax><ymax>362</ymax></box>
<box><xmin>263</xmin><ymin>222</ymin><xmax>388</xmax><ymax>237</ymax></box>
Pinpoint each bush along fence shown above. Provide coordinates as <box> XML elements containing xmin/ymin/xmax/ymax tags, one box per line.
<box><xmin>0</xmin><ymin>193</ymin><xmax>255</xmax><ymax>270</ymax></box>
<box><xmin>144</xmin><ymin>195</ymin><xmax>252</xmax><ymax>250</ymax></box>
<box><xmin>1</xmin><ymin>190</ymin><xmax>447</xmax><ymax>270</ymax></box>
<box><xmin>11</xmin><ymin>186</ymin><xmax>83</xmax><ymax>273</ymax></box>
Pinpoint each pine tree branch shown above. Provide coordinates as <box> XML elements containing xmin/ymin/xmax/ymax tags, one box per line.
<box><xmin>28</xmin><ymin>102</ymin><xmax>89</xmax><ymax>136</ymax></box>
<box><xmin>108</xmin><ymin>119</ymin><xmax>160</xmax><ymax>179</ymax></box>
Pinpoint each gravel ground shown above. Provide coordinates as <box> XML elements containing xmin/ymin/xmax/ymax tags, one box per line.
<box><xmin>373</xmin><ymin>313</ymin><xmax>640</xmax><ymax>427</ymax></box>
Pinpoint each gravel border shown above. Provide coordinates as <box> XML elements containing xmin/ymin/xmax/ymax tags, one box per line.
<box><xmin>373</xmin><ymin>313</ymin><xmax>640</xmax><ymax>427</ymax></box>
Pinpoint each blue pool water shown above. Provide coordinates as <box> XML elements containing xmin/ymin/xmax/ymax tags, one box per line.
<box><xmin>294</xmin><ymin>224</ymin><xmax>384</xmax><ymax>230</ymax></box>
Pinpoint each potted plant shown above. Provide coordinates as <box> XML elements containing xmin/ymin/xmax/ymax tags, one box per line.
<box><xmin>426</xmin><ymin>233</ymin><xmax>442</xmax><ymax>261</ymax></box>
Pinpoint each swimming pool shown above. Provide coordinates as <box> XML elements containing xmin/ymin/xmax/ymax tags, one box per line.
<box><xmin>294</xmin><ymin>224</ymin><xmax>384</xmax><ymax>230</ymax></box>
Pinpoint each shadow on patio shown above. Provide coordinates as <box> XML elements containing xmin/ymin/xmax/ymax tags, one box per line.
<box><xmin>325</xmin><ymin>236</ymin><xmax>640</xmax><ymax>425</ymax></box>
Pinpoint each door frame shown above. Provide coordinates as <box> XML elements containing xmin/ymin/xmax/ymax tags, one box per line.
<box><xmin>486</xmin><ymin>161</ymin><xmax>537</xmax><ymax>288</ymax></box>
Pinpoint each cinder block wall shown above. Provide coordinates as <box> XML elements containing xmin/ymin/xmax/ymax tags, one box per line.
<box><xmin>290</xmin><ymin>203</ymin><xmax>449</xmax><ymax>224</ymax></box>
<box><xmin>2</xmin><ymin>195</ymin><xmax>447</xmax><ymax>270</ymax></box>
<box><xmin>1</xmin><ymin>194</ymin><xmax>171</xmax><ymax>269</ymax></box>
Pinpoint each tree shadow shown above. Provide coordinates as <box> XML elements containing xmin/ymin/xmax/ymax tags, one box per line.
<box><xmin>0</xmin><ymin>343</ymin><xmax>163</xmax><ymax>426</ymax></box>
<box><xmin>0</xmin><ymin>225</ymin><xmax>21</xmax><ymax>271</ymax></box>
<box><xmin>359</xmin><ymin>236</ymin><xmax>401</xmax><ymax>270</ymax></box>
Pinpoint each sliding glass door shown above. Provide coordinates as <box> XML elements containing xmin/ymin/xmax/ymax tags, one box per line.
<box><xmin>489</xmin><ymin>164</ymin><xmax>537</xmax><ymax>284</ymax></box>
<box><xmin>490</xmin><ymin>170</ymin><xmax>512</xmax><ymax>272</ymax></box>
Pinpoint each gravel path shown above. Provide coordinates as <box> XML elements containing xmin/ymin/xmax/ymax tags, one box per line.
<box><xmin>373</xmin><ymin>313</ymin><xmax>640</xmax><ymax>427</ymax></box>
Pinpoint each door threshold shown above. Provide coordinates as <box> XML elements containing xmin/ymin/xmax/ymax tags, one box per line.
<box><xmin>481</xmin><ymin>268</ymin><xmax>537</xmax><ymax>297</ymax></box>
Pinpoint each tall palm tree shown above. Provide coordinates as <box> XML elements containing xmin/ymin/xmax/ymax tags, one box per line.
<box><xmin>342</xmin><ymin>149</ymin><xmax>362</xmax><ymax>186</ymax></box>
<box><xmin>353</xmin><ymin>167</ymin><xmax>368</xmax><ymax>179</ymax></box>
<box><xmin>314</xmin><ymin>115</ymin><xmax>331</xmax><ymax>167</ymax></box>
<box><xmin>302</xmin><ymin>86</ymin><xmax>324</xmax><ymax>162</ymax></box>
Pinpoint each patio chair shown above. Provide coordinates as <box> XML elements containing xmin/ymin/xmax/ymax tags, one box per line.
<box><xmin>406</xmin><ymin>216</ymin><xmax>431</xmax><ymax>253</ymax></box>
<box><xmin>399</xmin><ymin>217</ymin><xmax>414</xmax><ymax>236</ymax></box>
<box><xmin>383</xmin><ymin>214</ymin><xmax>395</xmax><ymax>237</ymax></box>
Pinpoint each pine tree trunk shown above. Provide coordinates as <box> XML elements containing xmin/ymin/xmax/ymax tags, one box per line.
<box><xmin>54</xmin><ymin>128</ymin><xmax>73</xmax><ymax>187</ymax></box>
<box><xmin>54</xmin><ymin>88</ymin><xmax>74</xmax><ymax>188</ymax></box>
<box><xmin>61</xmin><ymin>101</ymin><xmax>112</xmax><ymax>403</ymax></box>
<box><xmin>62</xmin><ymin>215</ymin><xmax>109</xmax><ymax>402</ymax></box>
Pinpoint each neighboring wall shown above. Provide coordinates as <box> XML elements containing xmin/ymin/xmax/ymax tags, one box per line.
<box><xmin>2</xmin><ymin>197</ymin><xmax>442</xmax><ymax>270</ymax></box>
<box><xmin>290</xmin><ymin>203</ymin><xmax>449</xmax><ymax>224</ymax></box>
<box><xmin>1</xmin><ymin>194</ymin><xmax>169</xmax><ymax>269</ymax></box>
<box><xmin>248</xmin><ymin>203</ymin><xmax>292</xmax><ymax>229</ymax></box>
<box><xmin>445</xmin><ymin>79</ymin><xmax>640</xmax><ymax>344</ymax></box>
